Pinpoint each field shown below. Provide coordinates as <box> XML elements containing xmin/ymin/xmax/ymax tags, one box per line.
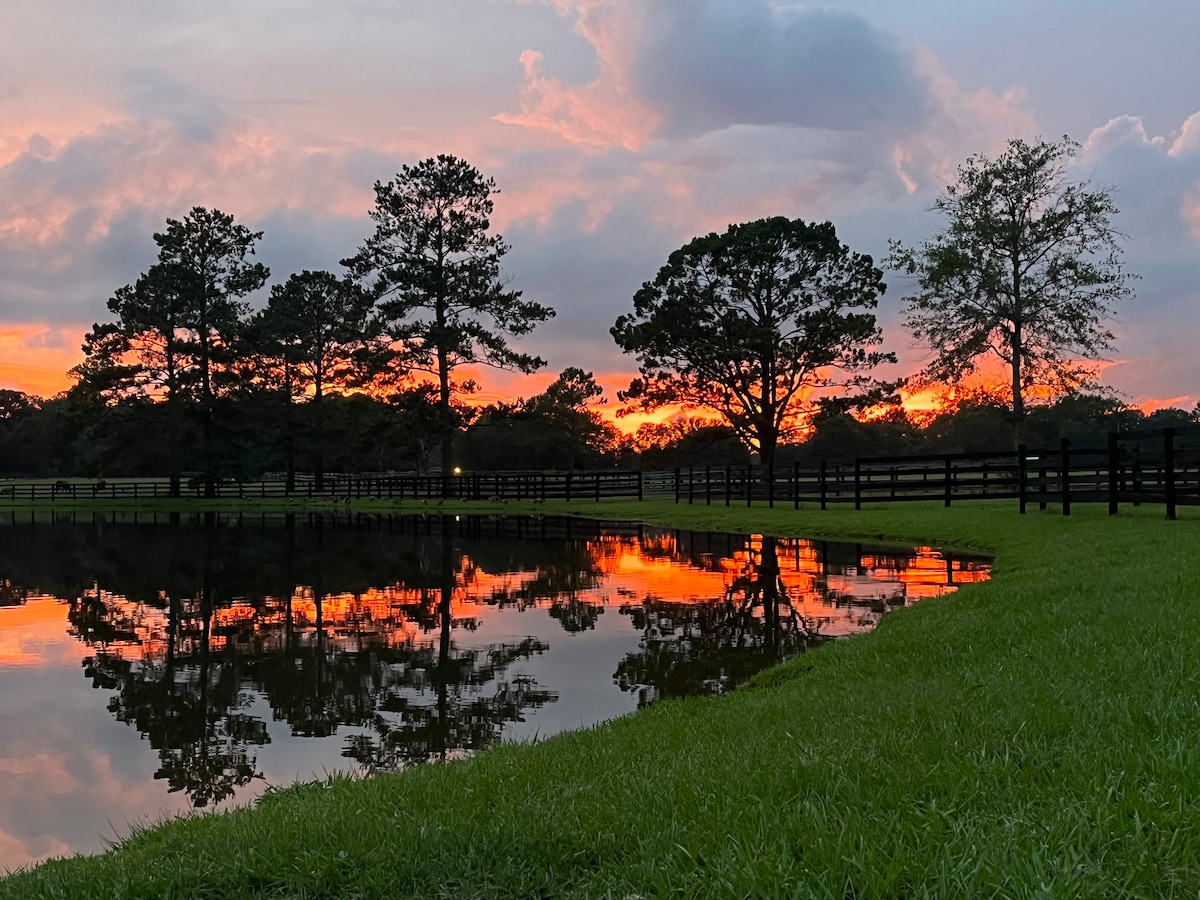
<box><xmin>3</xmin><ymin>499</ymin><xmax>1198</xmax><ymax>898</ymax></box>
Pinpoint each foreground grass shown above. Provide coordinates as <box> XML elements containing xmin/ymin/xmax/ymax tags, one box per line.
<box><xmin>5</xmin><ymin>501</ymin><xmax>1200</xmax><ymax>898</ymax></box>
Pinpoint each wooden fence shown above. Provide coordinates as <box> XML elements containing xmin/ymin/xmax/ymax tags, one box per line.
<box><xmin>670</xmin><ymin>426</ymin><xmax>1200</xmax><ymax>519</ymax></box>
<box><xmin>3</xmin><ymin>426</ymin><xmax>1197</xmax><ymax>518</ymax></box>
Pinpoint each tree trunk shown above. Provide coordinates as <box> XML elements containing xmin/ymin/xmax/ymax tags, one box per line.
<box><xmin>284</xmin><ymin>365</ymin><xmax>295</xmax><ymax>494</ymax></box>
<box><xmin>1011</xmin><ymin>320</ymin><xmax>1024</xmax><ymax>447</ymax></box>
<box><xmin>167</xmin><ymin>400</ymin><xmax>182</xmax><ymax>498</ymax></box>
<box><xmin>438</xmin><ymin>347</ymin><xmax>453</xmax><ymax>476</ymax></box>
<box><xmin>313</xmin><ymin>376</ymin><xmax>325</xmax><ymax>493</ymax></box>
<box><xmin>199</xmin><ymin>293</ymin><xmax>215</xmax><ymax>498</ymax></box>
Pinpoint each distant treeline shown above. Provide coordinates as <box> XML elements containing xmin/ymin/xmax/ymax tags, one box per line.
<box><xmin>0</xmin><ymin>385</ymin><xmax>1193</xmax><ymax>479</ymax></box>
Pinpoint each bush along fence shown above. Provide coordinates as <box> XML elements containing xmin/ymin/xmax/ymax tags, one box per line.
<box><xmin>1</xmin><ymin>426</ymin><xmax>1196</xmax><ymax>518</ymax></box>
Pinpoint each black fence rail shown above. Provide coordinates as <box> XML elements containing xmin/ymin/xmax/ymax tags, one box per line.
<box><xmin>670</xmin><ymin>426</ymin><xmax>1200</xmax><ymax>520</ymax></box>
<box><xmin>3</xmin><ymin>426</ymin><xmax>1197</xmax><ymax>519</ymax></box>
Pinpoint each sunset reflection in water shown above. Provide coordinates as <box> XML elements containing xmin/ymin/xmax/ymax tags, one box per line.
<box><xmin>0</xmin><ymin>515</ymin><xmax>989</xmax><ymax>870</ymax></box>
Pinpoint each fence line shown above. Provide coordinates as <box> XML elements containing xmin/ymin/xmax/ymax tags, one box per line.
<box><xmin>668</xmin><ymin>427</ymin><xmax>1200</xmax><ymax>520</ymax></box>
<box><xmin>3</xmin><ymin>427</ymin><xmax>1198</xmax><ymax>519</ymax></box>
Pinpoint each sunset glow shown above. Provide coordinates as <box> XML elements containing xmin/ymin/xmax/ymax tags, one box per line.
<box><xmin>0</xmin><ymin>1</ymin><xmax>1198</xmax><ymax>415</ymax></box>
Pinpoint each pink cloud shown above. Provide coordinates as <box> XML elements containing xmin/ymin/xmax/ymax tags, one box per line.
<box><xmin>1169</xmin><ymin>112</ymin><xmax>1200</xmax><ymax>157</ymax></box>
<box><xmin>0</xmin><ymin>121</ymin><xmax>378</xmax><ymax>248</ymax></box>
<box><xmin>889</xmin><ymin>48</ymin><xmax>1039</xmax><ymax>191</ymax></box>
<box><xmin>494</xmin><ymin>23</ymin><xmax>657</xmax><ymax>151</ymax></box>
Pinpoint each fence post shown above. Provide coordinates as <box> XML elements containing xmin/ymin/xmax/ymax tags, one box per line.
<box><xmin>854</xmin><ymin>459</ymin><xmax>862</xmax><ymax>511</ymax></box>
<box><xmin>688</xmin><ymin>467</ymin><xmax>694</xmax><ymax>505</ymax></box>
<box><xmin>638</xmin><ymin>470</ymin><xmax>644</xmax><ymax>502</ymax></box>
<box><xmin>819</xmin><ymin>460</ymin><xmax>827</xmax><ymax>511</ymax></box>
<box><xmin>595</xmin><ymin>472</ymin><xmax>601</xmax><ymax>502</ymax></box>
<box><xmin>793</xmin><ymin>461</ymin><xmax>799</xmax><ymax>510</ymax></box>
<box><xmin>944</xmin><ymin>456</ymin><xmax>952</xmax><ymax>508</ymax></box>
<box><xmin>565</xmin><ymin>472</ymin><xmax>572</xmax><ymax>503</ymax></box>
<box><xmin>746</xmin><ymin>464</ymin><xmax>753</xmax><ymax>508</ymax></box>
<box><xmin>674</xmin><ymin>468</ymin><xmax>681</xmax><ymax>504</ymax></box>
<box><xmin>1164</xmin><ymin>427</ymin><xmax>1177</xmax><ymax>521</ymax></box>
<box><xmin>724</xmin><ymin>465</ymin><xmax>731</xmax><ymax>507</ymax></box>
<box><xmin>706</xmin><ymin>465</ymin><xmax>712</xmax><ymax>506</ymax></box>
<box><xmin>1060</xmin><ymin>438</ymin><xmax>1071</xmax><ymax>516</ymax></box>
<box><xmin>768</xmin><ymin>462</ymin><xmax>775</xmax><ymax>509</ymax></box>
<box><xmin>1107</xmin><ymin>432</ymin><xmax>1119</xmax><ymax>516</ymax></box>
<box><xmin>1017</xmin><ymin>444</ymin><xmax>1028</xmax><ymax>514</ymax></box>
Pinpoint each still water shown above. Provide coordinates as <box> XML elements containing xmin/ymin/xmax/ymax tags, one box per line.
<box><xmin>0</xmin><ymin>512</ymin><xmax>989</xmax><ymax>870</ymax></box>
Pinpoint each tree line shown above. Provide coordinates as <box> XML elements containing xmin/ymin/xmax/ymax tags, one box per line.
<box><xmin>0</xmin><ymin>136</ymin><xmax>1171</xmax><ymax>484</ymax></box>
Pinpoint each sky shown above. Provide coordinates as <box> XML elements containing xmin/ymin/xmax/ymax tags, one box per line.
<box><xmin>2</xmin><ymin>0</ymin><xmax>1199</xmax><ymax>412</ymax></box>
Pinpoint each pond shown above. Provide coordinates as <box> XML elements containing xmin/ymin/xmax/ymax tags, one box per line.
<box><xmin>0</xmin><ymin>512</ymin><xmax>990</xmax><ymax>870</ymax></box>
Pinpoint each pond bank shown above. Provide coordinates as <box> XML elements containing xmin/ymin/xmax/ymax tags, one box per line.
<box><xmin>4</xmin><ymin>501</ymin><xmax>1198</xmax><ymax>898</ymax></box>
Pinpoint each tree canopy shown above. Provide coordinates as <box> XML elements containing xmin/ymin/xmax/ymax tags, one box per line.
<box><xmin>250</xmin><ymin>271</ymin><xmax>375</xmax><ymax>488</ymax></box>
<box><xmin>342</xmin><ymin>154</ymin><xmax>555</xmax><ymax>473</ymax></box>
<box><xmin>73</xmin><ymin>207</ymin><xmax>268</xmax><ymax>493</ymax></box>
<box><xmin>886</xmin><ymin>136</ymin><xmax>1136</xmax><ymax>442</ymax></box>
<box><xmin>611</xmin><ymin>216</ymin><xmax>895</xmax><ymax>466</ymax></box>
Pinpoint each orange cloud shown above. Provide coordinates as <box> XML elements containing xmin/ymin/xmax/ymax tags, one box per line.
<box><xmin>0</xmin><ymin>325</ymin><xmax>83</xmax><ymax>397</ymax></box>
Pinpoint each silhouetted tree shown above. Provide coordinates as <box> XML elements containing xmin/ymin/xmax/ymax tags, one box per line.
<box><xmin>252</xmin><ymin>271</ymin><xmax>375</xmax><ymax>490</ymax></box>
<box><xmin>72</xmin><ymin>280</ymin><xmax>194</xmax><ymax>491</ymax></box>
<box><xmin>612</xmin><ymin>217</ymin><xmax>895</xmax><ymax>468</ymax></box>
<box><xmin>343</xmin><ymin>155</ymin><xmax>555</xmax><ymax>474</ymax></box>
<box><xmin>152</xmin><ymin>208</ymin><xmax>269</xmax><ymax>493</ymax></box>
<box><xmin>73</xmin><ymin>208</ymin><xmax>267</xmax><ymax>492</ymax></box>
<box><xmin>0</xmin><ymin>390</ymin><xmax>39</xmax><ymax>420</ymax></box>
<box><xmin>523</xmin><ymin>367</ymin><xmax>615</xmax><ymax>469</ymax></box>
<box><xmin>887</xmin><ymin>136</ymin><xmax>1136</xmax><ymax>443</ymax></box>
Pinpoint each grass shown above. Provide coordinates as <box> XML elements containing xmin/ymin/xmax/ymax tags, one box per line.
<box><xmin>4</xmin><ymin>499</ymin><xmax>1200</xmax><ymax>897</ymax></box>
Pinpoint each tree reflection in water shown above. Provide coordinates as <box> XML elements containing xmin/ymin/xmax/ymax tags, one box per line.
<box><xmin>1</xmin><ymin>513</ymin><xmax>990</xmax><ymax>810</ymax></box>
<box><xmin>66</xmin><ymin>516</ymin><xmax>562</xmax><ymax>804</ymax></box>
<box><xmin>615</xmin><ymin>535</ymin><xmax>828</xmax><ymax>705</ymax></box>
<box><xmin>338</xmin><ymin>537</ymin><xmax>558</xmax><ymax>769</ymax></box>
<box><xmin>76</xmin><ymin>514</ymin><xmax>268</xmax><ymax>807</ymax></box>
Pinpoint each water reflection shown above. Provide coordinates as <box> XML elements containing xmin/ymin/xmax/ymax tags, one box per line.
<box><xmin>617</xmin><ymin>535</ymin><xmax>813</xmax><ymax>704</ymax></box>
<box><xmin>0</xmin><ymin>513</ymin><xmax>989</xmax><ymax>862</ymax></box>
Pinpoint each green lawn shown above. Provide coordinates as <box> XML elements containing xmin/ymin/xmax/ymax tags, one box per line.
<box><xmin>4</xmin><ymin>500</ymin><xmax>1199</xmax><ymax>898</ymax></box>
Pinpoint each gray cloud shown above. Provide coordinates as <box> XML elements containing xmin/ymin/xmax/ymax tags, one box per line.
<box><xmin>632</xmin><ymin>1</ymin><xmax>926</xmax><ymax>137</ymax></box>
<box><xmin>122</xmin><ymin>68</ymin><xmax>230</xmax><ymax>142</ymax></box>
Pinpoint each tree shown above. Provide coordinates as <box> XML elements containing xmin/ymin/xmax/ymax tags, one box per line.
<box><xmin>72</xmin><ymin>276</ymin><xmax>197</xmax><ymax>493</ymax></box>
<box><xmin>522</xmin><ymin>367</ymin><xmax>616</xmax><ymax>469</ymax></box>
<box><xmin>252</xmin><ymin>271</ymin><xmax>375</xmax><ymax>491</ymax></box>
<box><xmin>74</xmin><ymin>208</ymin><xmax>268</xmax><ymax>493</ymax></box>
<box><xmin>152</xmin><ymin>208</ymin><xmax>269</xmax><ymax>492</ymax></box>
<box><xmin>611</xmin><ymin>217</ymin><xmax>895</xmax><ymax>468</ymax></box>
<box><xmin>342</xmin><ymin>155</ymin><xmax>555</xmax><ymax>474</ymax></box>
<box><xmin>0</xmin><ymin>390</ymin><xmax>40</xmax><ymax>420</ymax></box>
<box><xmin>886</xmin><ymin>136</ymin><xmax>1136</xmax><ymax>443</ymax></box>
